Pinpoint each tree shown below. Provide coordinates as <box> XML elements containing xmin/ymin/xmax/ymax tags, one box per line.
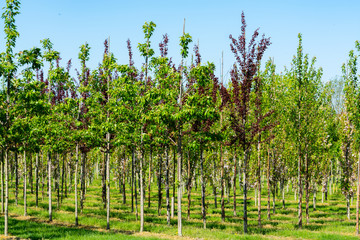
<box><xmin>0</xmin><ymin>0</ymin><xmax>21</xmax><ymax>235</ymax></box>
<box><xmin>220</xmin><ymin>12</ymin><xmax>271</xmax><ymax>233</ymax></box>
<box><xmin>343</xmin><ymin>42</ymin><xmax>360</xmax><ymax>233</ymax></box>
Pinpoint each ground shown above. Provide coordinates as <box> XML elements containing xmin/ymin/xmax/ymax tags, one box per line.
<box><xmin>0</xmin><ymin>179</ymin><xmax>358</xmax><ymax>240</ymax></box>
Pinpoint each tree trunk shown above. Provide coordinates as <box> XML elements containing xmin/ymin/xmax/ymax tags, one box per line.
<box><xmin>257</xmin><ymin>140</ymin><xmax>261</xmax><ymax>227</ymax></box>
<box><xmin>75</xmin><ymin>144</ymin><xmax>79</xmax><ymax>226</ymax></box>
<box><xmin>158</xmin><ymin>154</ymin><xmax>162</xmax><ymax>216</ymax></box>
<box><xmin>35</xmin><ymin>152</ymin><xmax>39</xmax><ymax>207</ymax></box>
<box><xmin>29</xmin><ymin>153</ymin><xmax>33</xmax><ymax>194</ymax></box>
<box><xmin>140</xmin><ymin>148</ymin><xmax>144</xmax><ymax>232</ymax></box>
<box><xmin>135</xmin><ymin>165</ymin><xmax>138</xmax><ymax>221</ymax></box>
<box><xmin>61</xmin><ymin>155</ymin><xmax>65</xmax><ymax>203</ymax></box>
<box><xmin>272</xmin><ymin>188</ymin><xmax>276</xmax><ymax>214</ymax></box>
<box><xmin>200</xmin><ymin>146</ymin><xmax>206</xmax><ymax>229</ymax></box>
<box><xmin>80</xmin><ymin>152</ymin><xmax>86</xmax><ymax>212</ymax></box>
<box><xmin>305</xmin><ymin>152</ymin><xmax>309</xmax><ymax>224</ymax></box>
<box><xmin>356</xmin><ymin>151</ymin><xmax>360</xmax><ymax>234</ymax></box>
<box><xmin>165</xmin><ymin>147</ymin><xmax>170</xmax><ymax>225</ymax></box>
<box><xmin>56</xmin><ymin>154</ymin><xmax>60</xmax><ymax>209</ymax></box>
<box><xmin>15</xmin><ymin>151</ymin><xmax>18</xmax><ymax>206</ymax></box>
<box><xmin>131</xmin><ymin>148</ymin><xmax>134</xmax><ymax>212</ymax></box>
<box><xmin>298</xmin><ymin>148</ymin><xmax>302</xmax><ymax>228</ymax></box>
<box><xmin>122</xmin><ymin>155</ymin><xmax>126</xmax><ymax>204</ymax></box>
<box><xmin>313</xmin><ymin>183</ymin><xmax>316</xmax><ymax>211</ymax></box>
<box><xmin>172</xmin><ymin>147</ymin><xmax>176</xmax><ymax>218</ymax></box>
<box><xmin>187</xmin><ymin>150</ymin><xmax>191</xmax><ymax>220</ymax></box>
<box><xmin>24</xmin><ymin>150</ymin><xmax>27</xmax><ymax>216</ymax></box>
<box><xmin>106</xmin><ymin>134</ymin><xmax>111</xmax><ymax>230</ymax></box>
<box><xmin>267</xmin><ymin>147</ymin><xmax>271</xmax><ymax>220</ymax></box>
<box><xmin>48</xmin><ymin>151</ymin><xmax>52</xmax><ymax>222</ymax></box>
<box><xmin>148</xmin><ymin>146</ymin><xmax>152</xmax><ymax>208</ymax></box>
<box><xmin>213</xmin><ymin>159</ymin><xmax>217</xmax><ymax>209</ymax></box>
<box><xmin>220</xmin><ymin>144</ymin><xmax>225</xmax><ymax>222</ymax></box>
<box><xmin>243</xmin><ymin>148</ymin><xmax>249</xmax><ymax>234</ymax></box>
<box><xmin>1</xmin><ymin>150</ymin><xmax>4</xmax><ymax>213</ymax></box>
<box><xmin>233</xmin><ymin>152</ymin><xmax>237</xmax><ymax>217</ymax></box>
<box><xmin>177</xmin><ymin>130</ymin><xmax>182</xmax><ymax>236</ymax></box>
<box><xmin>281</xmin><ymin>180</ymin><xmax>285</xmax><ymax>209</ymax></box>
<box><xmin>347</xmin><ymin>193</ymin><xmax>351</xmax><ymax>220</ymax></box>
<box><xmin>4</xmin><ymin>150</ymin><xmax>9</xmax><ymax>236</ymax></box>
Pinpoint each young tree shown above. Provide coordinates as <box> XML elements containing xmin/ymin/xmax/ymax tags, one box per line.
<box><xmin>343</xmin><ymin>42</ymin><xmax>360</xmax><ymax>233</ymax></box>
<box><xmin>220</xmin><ymin>12</ymin><xmax>271</xmax><ymax>233</ymax></box>
<box><xmin>0</xmin><ymin>0</ymin><xmax>21</xmax><ymax>235</ymax></box>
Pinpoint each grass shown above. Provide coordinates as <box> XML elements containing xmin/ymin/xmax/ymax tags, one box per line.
<box><xmin>1</xmin><ymin>177</ymin><xmax>358</xmax><ymax>240</ymax></box>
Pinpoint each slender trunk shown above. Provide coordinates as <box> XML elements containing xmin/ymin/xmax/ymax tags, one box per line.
<box><xmin>220</xmin><ymin>144</ymin><xmax>225</xmax><ymax>222</ymax></box>
<box><xmin>267</xmin><ymin>147</ymin><xmax>271</xmax><ymax>220</ymax></box>
<box><xmin>102</xmin><ymin>151</ymin><xmax>106</xmax><ymax>209</ymax></box>
<box><xmin>282</xmin><ymin>180</ymin><xmax>285</xmax><ymax>209</ymax></box>
<box><xmin>165</xmin><ymin>147</ymin><xmax>170</xmax><ymax>225</ymax></box>
<box><xmin>187</xmin><ymin>182</ymin><xmax>191</xmax><ymax>220</ymax></box>
<box><xmin>148</xmin><ymin>146</ymin><xmax>152</xmax><ymax>208</ymax></box>
<box><xmin>48</xmin><ymin>151</ymin><xmax>52</xmax><ymax>222</ymax></box>
<box><xmin>1</xmin><ymin>150</ymin><xmax>4</xmax><ymax>213</ymax></box>
<box><xmin>135</xmin><ymin>163</ymin><xmax>138</xmax><ymax>221</ymax></box>
<box><xmin>272</xmin><ymin>188</ymin><xmax>275</xmax><ymax>214</ymax></box>
<box><xmin>305</xmin><ymin>152</ymin><xmax>309</xmax><ymax>224</ymax></box>
<box><xmin>325</xmin><ymin>178</ymin><xmax>328</xmax><ymax>201</ymax></box>
<box><xmin>356</xmin><ymin>150</ymin><xmax>360</xmax><ymax>234</ymax></box>
<box><xmin>56</xmin><ymin>154</ymin><xmax>60</xmax><ymax>209</ymax></box>
<box><xmin>257</xmin><ymin>140</ymin><xmax>261</xmax><ymax>227</ymax></box>
<box><xmin>200</xmin><ymin>146</ymin><xmax>206</xmax><ymax>229</ymax></box>
<box><xmin>4</xmin><ymin>150</ymin><xmax>9</xmax><ymax>236</ymax></box>
<box><xmin>80</xmin><ymin>152</ymin><xmax>86</xmax><ymax>211</ymax></box>
<box><xmin>187</xmin><ymin>150</ymin><xmax>191</xmax><ymax>220</ymax></box>
<box><xmin>122</xmin><ymin>155</ymin><xmax>126</xmax><ymax>204</ymax></box>
<box><xmin>313</xmin><ymin>183</ymin><xmax>316</xmax><ymax>211</ymax></box>
<box><xmin>177</xmin><ymin>128</ymin><xmax>182</xmax><ymax>236</ymax></box>
<box><xmin>172</xmin><ymin>147</ymin><xmax>176</xmax><ymax>218</ymax></box>
<box><xmin>42</xmin><ymin>153</ymin><xmax>45</xmax><ymax>201</ymax></box>
<box><xmin>24</xmin><ymin>149</ymin><xmax>27</xmax><ymax>216</ymax></box>
<box><xmin>347</xmin><ymin>193</ymin><xmax>351</xmax><ymax>220</ymax></box>
<box><xmin>243</xmin><ymin>148</ymin><xmax>249</xmax><ymax>234</ymax></box>
<box><xmin>298</xmin><ymin>150</ymin><xmax>302</xmax><ymax>228</ymax></box>
<box><xmin>213</xmin><ymin>159</ymin><xmax>217</xmax><ymax>209</ymax></box>
<box><xmin>233</xmin><ymin>152</ymin><xmax>237</xmax><ymax>217</ymax></box>
<box><xmin>65</xmin><ymin>154</ymin><xmax>68</xmax><ymax>198</ymax></box>
<box><xmin>140</xmin><ymin>148</ymin><xmax>145</xmax><ymax>232</ymax></box>
<box><xmin>30</xmin><ymin>153</ymin><xmax>33</xmax><ymax>194</ymax></box>
<box><xmin>131</xmin><ymin>148</ymin><xmax>134</xmax><ymax>212</ymax></box>
<box><xmin>15</xmin><ymin>151</ymin><xmax>18</xmax><ymax>206</ymax></box>
<box><xmin>67</xmin><ymin>158</ymin><xmax>71</xmax><ymax>195</ymax></box>
<box><xmin>106</xmin><ymin>134</ymin><xmax>111</xmax><ymax>230</ymax></box>
<box><xmin>158</xmin><ymin>154</ymin><xmax>162</xmax><ymax>216</ymax></box>
<box><xmin>35</xmin><ymin>152</ymin><xmax>39</xmax><ymax>207</ymax></box>
<box><xmin>75</xmin><ymin>144</ymin><xmax>79</xmax><ymax>226</ymax></box>
<box><xmin>61</xmin><ymin>155</ymin><xmax>65</xmax><ymax>203</ymax></box>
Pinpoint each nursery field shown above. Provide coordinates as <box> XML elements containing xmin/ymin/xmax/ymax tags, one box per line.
<box><xmin>1</xmin><ymin>179</ymin><xmax>358</xmax><ymax>240</ymax></box>
<box><xmin>2</xmin><ymin>1</ymin><xmax>360</xmax><ymax>240</ymax></box>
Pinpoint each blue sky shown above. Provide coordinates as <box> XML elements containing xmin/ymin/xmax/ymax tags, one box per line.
<box><xmin>1</xmin><ymin>0</ymin><xmax>359</xmax><ymax>82</ymax></box>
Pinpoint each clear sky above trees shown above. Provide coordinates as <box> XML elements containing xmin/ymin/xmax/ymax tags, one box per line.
<box><xmin>0</xmin><ymin>0</ymin><xmax>359</xmax><ymax>83</ymax></box>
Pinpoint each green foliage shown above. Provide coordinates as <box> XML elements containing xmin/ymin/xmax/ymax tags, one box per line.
<box><xmin>138</xmin><ymin>21</ymin><xmax>156</xmax><ymax>59</ymax></box>
<box><xmin>179</xmin><ymin>33</ymin><xmax>192</xmax><ymax>59</ymax></box>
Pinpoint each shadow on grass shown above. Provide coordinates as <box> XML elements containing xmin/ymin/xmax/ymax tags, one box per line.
<box><xmin>0</xmin><ymin>217</ymin><xmax>150</xmax><ymax>240</ymax></box>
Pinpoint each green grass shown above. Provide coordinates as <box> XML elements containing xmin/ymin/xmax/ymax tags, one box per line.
<box><xmin>0</xmin><ymin>217</ymin><xmax>160</xmax><ymax>240</ymax></box>
<box><xmin>2</xmin><ymin>178</ymin><xmax>359</xmax><ymax>240</ymax></box>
